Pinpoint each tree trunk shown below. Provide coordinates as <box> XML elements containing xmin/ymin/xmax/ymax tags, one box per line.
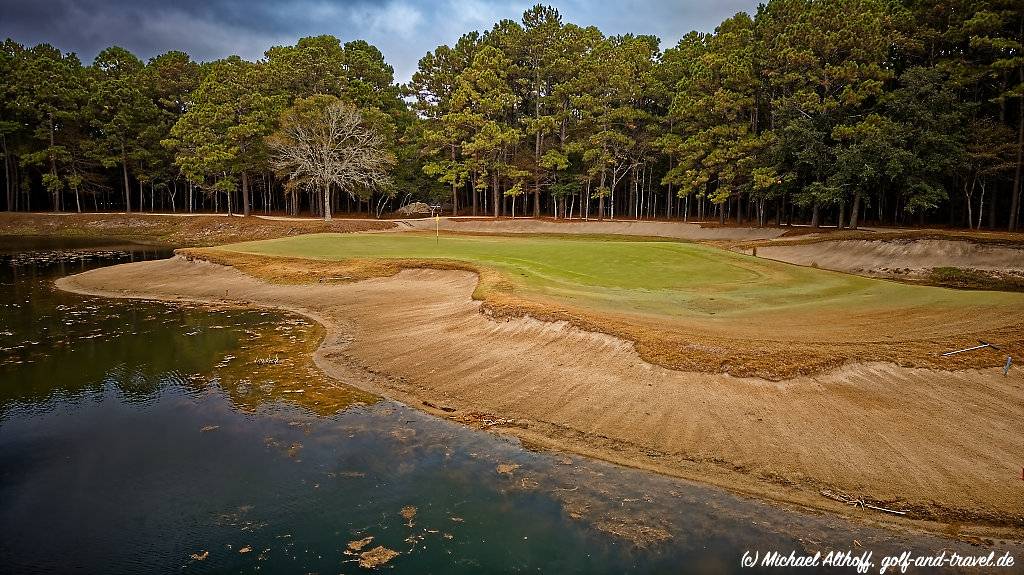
<box><xmin>977</xmin><ymin>180</ymin><xmax>986</xmax><ymax>230</ymax></box>
<box><xmin>450</xmin><ymin>144</ymin><xmax>459</xmax><ymax>216</ymax></box>
<box><xmin>49</xmin><ymin>115</ymin><xmax>59</xmax><ymax>212</ymax></box>
<box><xmin>241</xmin><ymin>171</ymin><xmax>251</xmax><ymax>216</ymax></box>
<box><xmin>2</xmin><ymin>134</ymin><xmax>11</xmax><ymax>211</ymax></box>
<box><xmin>989</xmin><ymin>186</ymin><xmax>997</xmax><ymax>229</ymax></box>
<box><xmin>964</xmin><ymin>178</ymin><xmax>976</xmax><ymax>230</ymax></box>
<box><xmin>122</xmin><ymin>154</ymin><xmax>131</xmax><ymax>213</ymax></box>
<box><xmin>584</xmin><ymin>179</ymin><xmax>590</xmax><ymax>220</ymax></box>
<box><xmin>470</xmin><ymin>179</ymin><xmax>477</xmax><ymax>216</ymax></box>
<box><xmin>22</xmin><ymin>158</ymin><xmax>28</xmax><ymax>211</ymax></box>
<box><xmin>323</xmin><ymin>187</ymin><xmax>332</xmax><ymax>221</ymax></box>
<box><xmin>849</xmin><ymin>190</ymin><xmax>861</xmax><ymax>229</ymax></box>
<box><xmin>533</xmin><ymin>72</ymin><xmax>542</xmax><ymax>218</ymax></box>
<box><xmin>811</xmin><ymin>202</ymin><xmax>820</xmax><ymax>228</ymax></box>
<box><xmin>610</xmin><ymin>177</ymin><xmax>615</xmax><ymax>219</ymax></box>
<box><xmin>11</xmin><ymin>152</ymin><xmax>17</xmax><ymax>211</ymax></box>
<box><xmin>1010</xmin><ymin>85</ymin><xmax>1023</xmax><ymax>231</ymax></box>
<box><xmin>665</xmin><ymin>154</ymin><xmax>673</xmax><ymax>219</ymax></box>
<box><xmin>629</xmin><ymin>169</ymin><xmax>636</xmax><ymax>219</ymax></box>
<box><xmin>851</xmin><ymin>191</ymin><xmax>860</xmax><ymax>229</ymax></box>
<box><xmin>492</xmin><ymin>171</ymin><xmax>500</xmax><ymax>218</ymax></box>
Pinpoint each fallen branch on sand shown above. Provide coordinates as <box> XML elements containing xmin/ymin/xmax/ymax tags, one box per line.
<box><xmin>820</xmin><ymin>489</ymin><xmax>908</xmax><ymax>516</ymax></box>
<box><xmin>941</xmin><ymin>340</ymin><xmax>1001</xmax><ymax>357</ymax></box>
<box><xmin>453</xmin><ymin>411</ymin><xmax>519</xmax><ymax>428</ymax></box>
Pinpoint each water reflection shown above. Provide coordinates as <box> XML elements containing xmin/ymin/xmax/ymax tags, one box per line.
<box><xmin>0</xmin><ymin>241</ymin><xmax>373</xmax><ymax>418</ymax></box>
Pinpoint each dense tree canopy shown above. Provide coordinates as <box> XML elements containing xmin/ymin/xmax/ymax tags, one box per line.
<box><xmin>2</xmin><ymin>1</ymin><xmax>1023</xmax><ymax>229</ymax></box>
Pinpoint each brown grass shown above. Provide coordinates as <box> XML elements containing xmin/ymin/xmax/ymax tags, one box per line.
<box><xmin>0</xmin><ymin>212</ymin><xmax>393</xmax><ymax>247</ymax></box>
<box><xmin>179</xmin><ymin>248</ymin><xmax>1023</xmax><ymax>380</ymax></box>
<box><xmin>925</xmin><ymin>267</ymin><xmax>1024</xmax><ymax>292</ymax></box>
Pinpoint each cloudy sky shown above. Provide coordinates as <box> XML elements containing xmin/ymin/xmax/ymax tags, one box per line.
<box><xmin>1</xmin><ymin>0</ymin><xmax>761</xmax><ymax>82</ymax></box>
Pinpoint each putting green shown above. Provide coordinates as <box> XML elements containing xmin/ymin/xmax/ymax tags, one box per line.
<box><xmin>220</xmin><ymin>232</ymin><xmax>1021</xmax><ymax>320</ymax></box>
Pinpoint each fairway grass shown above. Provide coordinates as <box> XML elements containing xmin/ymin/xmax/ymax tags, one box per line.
<box><xmin>205</xmin><ymin>232</ymin><xmax>1024</xmax><ymax>378</ymax></box>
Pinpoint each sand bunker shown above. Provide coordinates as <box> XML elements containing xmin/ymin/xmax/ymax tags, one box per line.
<box><xmin>57</xmin><ymin>257</ymin><xmax>1024</xmax><ymax>534</ymax></box>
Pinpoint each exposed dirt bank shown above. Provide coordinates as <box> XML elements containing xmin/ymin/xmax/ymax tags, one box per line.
<box><xmin>754</xmin><ymin>239</ymin><xmax>1024</xmax><ymax>277</ymax></box>
<box><xmin>766</xmin><ymin>227</ymin><xmax>1024</xmax><ymax>245</ymax></box>
<box><xmin>57</xmin><ymin>257</ymin><xmax>1024</xmax><ymax>538</ymax></box>
<box><xmin>0</xmin><ymin>212</ymin><xmax>393</xmax><ymax>246</ymax></box>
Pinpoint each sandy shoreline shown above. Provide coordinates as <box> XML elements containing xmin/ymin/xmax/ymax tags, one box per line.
<box><xmin>56</xmin><ymin>256</ymin><xmax>1024</xmax><ymax>540</ymax></box>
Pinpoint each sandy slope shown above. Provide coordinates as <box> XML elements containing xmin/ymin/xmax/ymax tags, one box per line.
<box><xmin>755</xmin><ymin>239</ymin><xmax>1024</xmax><ymax>277</ymax></box>
<box><xmin>57</xmin><ymin>257</ymin><xmax>1024</xmax><ymax>536</ymax></box>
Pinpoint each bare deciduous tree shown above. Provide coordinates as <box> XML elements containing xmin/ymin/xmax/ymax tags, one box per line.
<box><xmin>267</xmin><ymin>96</ymin><xmax>394</xmax><ymax>220</ymax></box>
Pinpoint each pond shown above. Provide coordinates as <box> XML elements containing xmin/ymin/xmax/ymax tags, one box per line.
<box><xmin>0</xmin><ymin>238</ymin><xmax>1018</xmax><ymax>574</ymax></box>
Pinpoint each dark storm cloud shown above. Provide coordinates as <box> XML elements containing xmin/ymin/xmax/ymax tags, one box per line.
<box><xmin>0</xmin><ymin>0</ymin><xmax>760</xmax><ymax>81</ymax></box>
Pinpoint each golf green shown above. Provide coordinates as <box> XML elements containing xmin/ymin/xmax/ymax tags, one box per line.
<box><xmin>220</xmin><ymin>232</ymin><xmax>1022</xmax><ymax>319</ymax></box>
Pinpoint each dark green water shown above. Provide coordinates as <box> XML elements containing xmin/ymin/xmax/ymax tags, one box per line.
<box><xmin>0</xmin><ymin>239</ymin><xmax>1020</xmax><ymax>574</ymax></box>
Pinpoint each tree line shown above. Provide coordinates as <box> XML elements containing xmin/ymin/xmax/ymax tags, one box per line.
<box><xmin>2</xmin><ymin>1</ymin><xmax>1023</xmax><ymax>230</ymax></box>
<box><xmin>0</xmin><ymin>36</ymin><xmax>417</xmax><ymax>218</ymax></box>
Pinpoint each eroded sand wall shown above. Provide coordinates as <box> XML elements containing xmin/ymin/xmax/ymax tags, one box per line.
<box><xmin>756</xmin><ymin>239</ymin><xmax>1024</xmax><ymax>277</ymax></box>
